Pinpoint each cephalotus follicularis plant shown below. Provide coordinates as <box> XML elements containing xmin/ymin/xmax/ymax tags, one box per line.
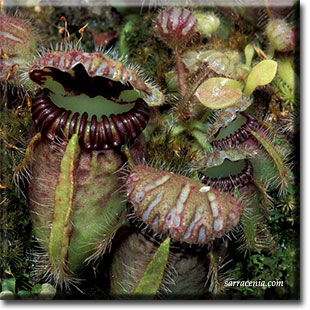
<box><xmin>2</xmin><ymin>1</ymin><xmax>298</xmax><ymax>299</ymax></box>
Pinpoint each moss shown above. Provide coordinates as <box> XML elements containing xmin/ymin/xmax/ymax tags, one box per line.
<box><xmin>0</xmin><ymin>91</ymin><xmax>33</xmax><ymax>293</ymax></box>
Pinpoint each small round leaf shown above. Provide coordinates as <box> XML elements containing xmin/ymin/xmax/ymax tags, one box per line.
<box><xmin>195</xmin><ymin>77</ymin><xmax>242</xmax><ymax>109</ymax></box>
<box><xmin>244</xmin><ymin>60</ymin><xmax>278</xmax><ymax>96</ymax></box>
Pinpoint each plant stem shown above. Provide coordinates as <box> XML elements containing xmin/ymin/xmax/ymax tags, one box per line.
<box><xmin>192</xmin><ymin>129</ymin><xmax>212</xmax><ymax>151</ymax></box>
<box><xmin>189</xmin><ymin>119</ymin><xmax>208</xmax><ymax>133</ymax></box>
<box><xmin>174</xmin><ymin>48</ymin><xmax>187</xmax><ymax>97</ymax></box>
<box><xmin>171</xmin><ymin>124</ymin><xmax>186</xmax><ymax>137</ymax></box>
<box><xmin>200</xmin><ymin>109</ymin><xmax>213</xmax><ymax>124</ymax></box>
<box><xmin>123</xmin><ymin>145</ymin><xmax>135</xmax><ymax>170</ymax></box>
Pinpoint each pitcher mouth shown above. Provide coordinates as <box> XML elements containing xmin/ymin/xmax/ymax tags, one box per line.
<box><xmin>31</xmin><ymin>88</ymin><xmax>149</xmax><ymax>150</ymax></box>
<box><xmin>28</xmin><ymin>50</ymin><xmax>152</xmax><ymax>150</ymax></box>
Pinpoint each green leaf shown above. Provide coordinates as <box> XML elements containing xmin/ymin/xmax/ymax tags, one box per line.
<box><xmin>48</xmin><ymin>134</ymin><xmax>80</xmax><ymax>277</ymax></box>
<box><xmin>278</xmin><ymin>57</ymin><xmax>296</xmax><ymax>90</ymax></box>
<box><xmin>244</xmin><ymin>60</ymin><xmax>278</xmax><ymax>96</ymax></box>
<box><xmin>244</xmin><ymin>44</ymin><xmax>255</xmax><ymax>67</ymax></box>
<box><xmin>0</xmin><ymin>291</ymin><xmax>15</xmax><ymax>300</ymax></box>
<box><xmin>17</xmin><ymin>290</ymin><xmax>31</xmax><ymax>299</ymax></box>
<box><xmin>195</xmin><ymin>77</ymin><xmax>242</xmax><ymax>109</ymax></box>
<box><xmin>1</xmin><ymin>278</ymin><xmax>16</xmax><ymax>293</ymax></box>
<box><xmin>250</xmin><ymin>130</ymin><xmax>289</xmax><ymax>194</ymax></box>
<box><xmin>192</xmin><ymin>129</ymin><xmax>212</xmax><ymax>151</ymax></box>
<box><xmin>133</xmin><ymin>237</ymin><xmax>170</xmax><ymax>299</ymax></box>
<box><xmin>241</xmin><ymin>197</ymin><xmax>261</xmax><ymax>250</ymax></box>
<box><xmin>38</xmin><ymin>284</ymin><xmax>56</xmax><ymax>300</ymax></box>
<box><xmin>195</xmin><ymin>13</ymin><xmax>220</xmax><ymax>36</ymax></box>
<box><xmin>31</xmin><ymin>284</ymin><xmax>42</xmax><ymax>294</ymax></box>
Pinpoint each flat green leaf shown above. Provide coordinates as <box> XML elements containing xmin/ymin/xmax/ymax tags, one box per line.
<box><xmin>244</xmin><ymin>60</ymin><xmax>278</xmax><ymax>96</ymax></box>
<box><xmin>49</xmin><ymin>134</ymin><xmax>79</xmax><ymax>276</ymax></box>
<box><xmin>133</xmin><ymin>237</ymin><xmax>170</xmax><ymax>299</ymax></box>
<box><xmin>0</xmin><ymin>291</ymin><xmax>15</xmax><ymax>300</ymax></box>
<box><xmin>278</xmin><ymin>57</ymin><xmax>295</xmax><ymax>90</ymax></box>
<box><xmin>1</xmin><ymin>278</ymin><xmax>16</xmax><ymax>293</ymax></box>
<box><xmin>31</xmin><ymin>284</ymin><xmax>42</xmax><ymax>294</ymax></box>
<box><xmin>17</xmin><ymin>290</ymin><xmax>32</xmax><ymax>299</ymax></box>
<box><xmin>195</xmin><ymin>77</ymin><xmax>242</xmax><ymax>109</ymax></box>
<box><xmin>244</xmin><ymin>44</ymin><xmax>255</xmax><ymax>67</ymax></box>
<box><xmin>38</xmin><ymin>284</ymin><xmax>57</xmax><ymax>300</ymax></box>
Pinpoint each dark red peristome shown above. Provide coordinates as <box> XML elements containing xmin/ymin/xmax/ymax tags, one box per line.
<box><xmin>211</xmin><ymin>114</ymin><xmax>260</xmax><ymax>150</ymax></box>
<box><xmin>198</xmin><ymin>160</ymin><xmax>254</xmax><ymax>192</ymax></box>
<box><xmin>31</xmin><ymin>89</ymin><xmax>150</xmax><ymax>150</ymax></box>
